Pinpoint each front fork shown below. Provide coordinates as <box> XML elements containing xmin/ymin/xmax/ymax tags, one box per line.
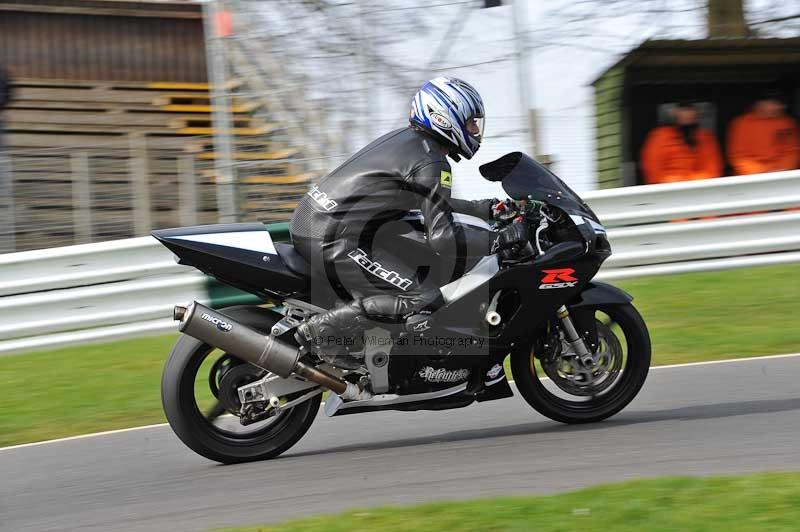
<box><xmin>556</xmin><ymin>305</ymin><xmax>595</xmax><ymax>367</ymax></box>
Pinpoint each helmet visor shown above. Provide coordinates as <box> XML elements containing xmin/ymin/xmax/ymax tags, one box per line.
<box><xmin>467</xmin><ymin>116</ymin><xmax>485</xmax><ymax>142</ymax></box>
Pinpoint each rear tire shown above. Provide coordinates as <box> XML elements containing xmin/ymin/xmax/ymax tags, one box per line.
<box><xmin>161</xmin><ymin>306</ymin><xmax>321</xmax><ymax>464</ymax></box>
<box><xmin>511</xmin><ymin>302</ymin><xmax>650</xmax><ymax>424</ymax></box>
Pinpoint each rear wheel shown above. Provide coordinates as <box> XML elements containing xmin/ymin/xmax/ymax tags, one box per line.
<box><xmin>511</xmin><ymin>302</ymin><xmax>650</xmax><ymax>424</ymax></box>
<box><xmin>161</xmin><ymin>306</ymin><xmax>321</xmax><ymax>463</ymax></box>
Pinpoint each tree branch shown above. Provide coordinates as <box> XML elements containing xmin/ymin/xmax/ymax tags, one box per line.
<box><xmin>749</xmin><ymin>13</ymin><xmax>800</xmax><ymax>25</ymax></box>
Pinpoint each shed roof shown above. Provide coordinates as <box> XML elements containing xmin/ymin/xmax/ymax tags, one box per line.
<box><xmin>592</xmin><ymin>38</ymin><xmax>800</xmax><ymax>86</ymax></box>
<box><xmin>0</xmin><ymin>0</ymin><xmax>201</xmax><ymax>19</ymax></box>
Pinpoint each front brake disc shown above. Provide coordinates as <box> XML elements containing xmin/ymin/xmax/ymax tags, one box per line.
<box><xmin>540</xmin><ymin>320</ymin><xmax>623</xmax><ymax>396</ymax></box>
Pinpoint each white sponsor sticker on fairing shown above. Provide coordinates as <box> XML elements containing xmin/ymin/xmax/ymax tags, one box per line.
<box><xmin>347</xmin><ymin>248</ymin><xmax>413</xmax><ymax>291</ymax></box>
<box><xmin>486</xmin><ymin>363</ymin><xmax>503</xmax><ymax>379</ymax></box>
<box><xmin>418</xmin><ymin>366</ymin><xmax>470</xmax><ymax>383</ymax></box>
<box><xmin>307</xmin><ymin>185</ymin><xmax>338</xmax><ymax>212</ymax></box>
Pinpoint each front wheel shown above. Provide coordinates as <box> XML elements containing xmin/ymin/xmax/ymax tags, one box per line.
<box><xmin>511</xmin><ymin>302</ymin><xmax>651</xmax><ymax>424</ymax></box>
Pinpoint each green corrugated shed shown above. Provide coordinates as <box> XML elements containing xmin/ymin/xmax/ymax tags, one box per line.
<box><xmin>591</xmin><ymin>38</ymin><xmax>800</xmax><ymax>189</ymax></box>
<box><xmin>593</xmin><ymin>66</ymin><xmax>625</xmax><ymax>189</ymax></box>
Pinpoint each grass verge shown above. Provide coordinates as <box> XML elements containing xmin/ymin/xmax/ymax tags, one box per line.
<box><xmin>1</xmin><ymin>264</ymin><xmax>798</xmax><ymax>447</ymax></box>
<box><xmin>215</xmin><ymin>472</ymin><xmax>800</xmax><ymax>532</ymax></box>
<box><xmin>0</xmin><ymin>335</ymin><xmax>177</xmax><ymax>446</ymax></box>
<box><xmin>616</xmin><ymin>264</ymin><xmax>800</xmax><ymax>365</ymax></box>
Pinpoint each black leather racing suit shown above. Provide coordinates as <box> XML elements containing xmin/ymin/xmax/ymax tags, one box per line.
<box><xmin>290</xmin><ymin>127</ymin><xmax>496</xmax><ymax>333</ymax></box>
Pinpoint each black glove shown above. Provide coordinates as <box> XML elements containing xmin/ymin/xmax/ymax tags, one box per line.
<box><xmin>492</xmin><ymin>222</ymin><xmax>528</xmax><ymax>255</ymax></box>
<box><xmin>477</xmin><ymin>198</ymin><xmax>500</xmax><ymax>220</ymax></box>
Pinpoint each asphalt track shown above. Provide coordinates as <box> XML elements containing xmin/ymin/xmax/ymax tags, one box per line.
<box><xmin>2</xmin><ymin>355</ymin><xmax>799</xmax><ymax>532</ymax></box>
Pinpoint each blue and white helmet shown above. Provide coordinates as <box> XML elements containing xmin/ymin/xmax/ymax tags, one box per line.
<box><xmin>410</xmin><ymin>76</ymin><xmax>485</xmax><ymax>160</ymax></box>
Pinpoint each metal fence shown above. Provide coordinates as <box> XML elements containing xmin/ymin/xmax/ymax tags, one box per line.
<box><xmin>0</xmin><ymin>136</ymin><xmax>217</xmax><ymax>253</ymax></box>
<box><xmin>0</xmin><ymin>130</ymin><xmax>314</xmax><ymax>254</ymax></box>
<box><xmin>1</xmin><ymin>169</ymin><xmax>799</xmax><ymax>355</ymax></box>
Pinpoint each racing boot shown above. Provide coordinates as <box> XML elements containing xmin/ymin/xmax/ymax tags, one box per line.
<box><xmin>295</xmin><ymin>291</ymin><xmax>443</xmax><ymax>368</ymax></box>
<box><xmin>295</xmin><ymin>300</ymin><xmax>367</xmax><ymax>369</ymax></box>
<box><xmin>296</xmin><ymin>295</ymin><xmax>414</xmax><ymax>349</ymax></box>
<box><xmin>360</xmin><ymin>291</ymin><xmax>443</xmax><ymax>332</ymax></box>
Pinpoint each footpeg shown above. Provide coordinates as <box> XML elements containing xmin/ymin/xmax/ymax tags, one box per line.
<box><xmin>324</xmin><ymin>394</ymin><xmax>344</xmax><ymax>417</ymax></box>
<box><xmin>324</xmin><ymin>383</ymin><xmax>372</xmax><ymax>417</ymax></box>
<box><xmin>340</xmin><ymin>381</ymin><xmax>372</xmax><ymax>401</ymax></box>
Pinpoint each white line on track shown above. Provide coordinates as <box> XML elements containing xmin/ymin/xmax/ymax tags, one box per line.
<box><xmin>648</xmin><ymin>352</ymin><xmax>800</xmax><ymax>370</ymax></box>
<box><xmin>0</xmin><ymin>422</ymin><xmax>170</xmax><ymax>452</ymax></box>
<box><xmin>2</xmin><ymin>352</ymin><xmax>798</xmax><ymax>453</ymax></box>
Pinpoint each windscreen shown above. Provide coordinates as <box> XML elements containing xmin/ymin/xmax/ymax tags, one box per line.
<box><xmin>479</xmin><ymin>152</ymin><xmax>598</xmax><ymax>221</ymax></box>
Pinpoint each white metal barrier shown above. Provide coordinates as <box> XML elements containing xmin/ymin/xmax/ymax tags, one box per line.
<box><xmin>584</xmin><ymin>169</ymin><xmax>800</xmax><ymax>225</ymax></box>
<box><xmin>0</xmin><ymin>274</ymin><xmax>207</xmax><ymax>339</ymax></box>
<box><xmin>1</xmin><ymin>170</ymin><xmax>799</xmax><ymax>355</ymax></box>
<box><xmin>603</xmin><ymin>211</ymin><xmax>800</xmax><ymax>269</ymax></box>
<box><xmin>0</xmin><ymin>236</ymin><xmax>181</xmax><ymax>297</ymax></box>
<box><xmin>584</xmin><ymin>169</ymin><xmax>800</xmax><ymax>279</ymax></box>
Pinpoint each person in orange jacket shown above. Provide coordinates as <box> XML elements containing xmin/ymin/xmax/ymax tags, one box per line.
<box><xmin>640</xmin><ymin>102</ymin><xmax>723</xmax><ymax>185</ymax></box>
<box><xmin>727</xmin><ymin>91</ymin><xmax>800</xmax><ymax>175</ymax></box>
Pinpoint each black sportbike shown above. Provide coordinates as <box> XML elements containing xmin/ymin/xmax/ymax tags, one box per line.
<box><xmin>154</xmin><ymin>152</ymin><xmax>651</xmax><ymax>463</ymax></box>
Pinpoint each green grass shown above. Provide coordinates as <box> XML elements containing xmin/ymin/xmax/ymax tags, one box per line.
<box><xmin>0</xmin><ymin>335</ymin><xmax>177</xmax><ymax>446</ymax></box>
<box><xmin>1</xmin><ymin>264</ymin><xmax>798</xmax><ymax>447</ymax></box>
<box><xmin>616</xmin><ymin>264</ymin><xmax>800</xmax><ymax>365</ymax></box>
<box><xmin>218</xmin><ymin>472</ymin><xmax>800</xmax><ymax>532</ymax></box>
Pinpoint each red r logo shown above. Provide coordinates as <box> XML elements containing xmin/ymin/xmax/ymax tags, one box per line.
<box><xmin>541</xmin><ymin>268</ymin><xmax>578</xmax><ymax>283</ymax></box>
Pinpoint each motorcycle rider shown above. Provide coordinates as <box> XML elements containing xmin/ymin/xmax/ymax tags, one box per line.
<box><xmin>289</xmin><ymin>77</ymin><xmax>528</xmax><ymax>363</ymax></box>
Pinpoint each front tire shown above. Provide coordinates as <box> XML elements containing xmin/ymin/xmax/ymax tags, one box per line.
<box><xmin>161</xmin><ymin>306</ymin><xmax>321</xmax><ymax>464</ymax></box>
<box><xmin>511</xmin><ymin>302</ymin><xmax>650</xmax><ymax>424</ymax></box>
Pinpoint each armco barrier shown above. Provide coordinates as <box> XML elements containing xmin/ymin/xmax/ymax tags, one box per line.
<box><xmin>603</xmin><ymin>211</ymin><xmax>800</xmax><ymax>269</ymax></box>
<box><xmin>0</xmin><ymin>223</ymin><xmax>289</xmax><ymax>355</ymax></box>
<box><xmin>0</xmin><ymin>237</ymin><xmax>176</xmax><ymax>298</ymax></box>
<box><xmin>584</xmin><ymin>169</ymin><xmax>800</xmax><ymax>225</ymax></box>
<box><xmin>1</xmin><ymin>173</ymin><xmax>799</xmax><ymax>355</ymax></box>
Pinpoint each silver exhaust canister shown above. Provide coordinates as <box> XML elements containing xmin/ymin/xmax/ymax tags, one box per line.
<box><xmin>174</xmin><ymin>301</ymin><xmax>367</xmax><ymax>399</ymax></box>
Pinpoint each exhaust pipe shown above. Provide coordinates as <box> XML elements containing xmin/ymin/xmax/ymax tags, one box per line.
<box><xmin>174</xmin><ymin>302</ymin><xmax>367</xmax><ymax>399</ymax></box>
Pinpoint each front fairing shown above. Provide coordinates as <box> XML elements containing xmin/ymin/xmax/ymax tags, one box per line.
<box><xmin>479</xmin><ymin>152</ymin><xmax>595</xmax><ymax>217</ymax></box>
<box><xmin>479</xmin><ymin>152</ymin><xmax>606</xmax><ymax>245</ymax></box>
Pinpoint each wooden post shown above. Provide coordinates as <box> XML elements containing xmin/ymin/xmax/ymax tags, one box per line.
<box><xmin>129</xmin><ymin>133</ymin><xmax>151</xmax><ymax>236</ymax></box>
<box><xmin>707</xmin><ymin>0</ymin><xmax>750</xmax><ymax>38</ymax></box>
<box><xmin>178</xmin><ymin>154</ymin><xmax>198</xmax><ymax>226</ymax></box>
<box><xmin>0</xmin><ymin>152</ymin><xmax>15</xmax><ymax>252</ymax></box>
<box><xmin>71</xmin><ymin>151</ymin><xmax>92</xmax><ymax>244</ymax></box>
<box><xmin>203</xmin><ymin>0</ymin><xmax>238</xmax><ymax>223</ymax></box>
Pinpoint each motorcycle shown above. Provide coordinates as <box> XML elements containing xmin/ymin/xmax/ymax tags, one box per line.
<box><xmin>154</xmin><ymin>152</ymin><xmax>651</xmax><ymax>464</ymax></box>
